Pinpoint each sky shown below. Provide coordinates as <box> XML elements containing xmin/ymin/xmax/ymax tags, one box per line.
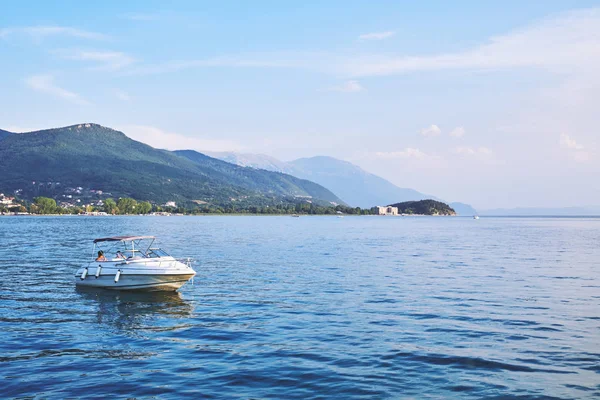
<box><xmin>1</xmin><ymin>0</ymin><xmax>599</xmax><ymax>209</ymax></box>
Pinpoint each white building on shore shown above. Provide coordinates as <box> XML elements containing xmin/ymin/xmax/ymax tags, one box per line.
<box><xmin>375</xmin><ymin>206</ymin><xmax>399</xmax><ymax>216</ymax></box>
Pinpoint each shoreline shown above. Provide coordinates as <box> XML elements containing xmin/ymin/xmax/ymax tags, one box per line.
<box><xmin>0</xmin><ymin>213</ymin><xmax>461</xmax><ymax>217</ymax></box>
<box><xmin>2</xmin><ymin>213</ymin><xmax>599</xmax><ymax>218</ymax></box>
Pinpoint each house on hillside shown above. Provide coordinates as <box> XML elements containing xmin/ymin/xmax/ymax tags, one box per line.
<box><xmin>375</xmin><ymin>206</ymin><xmax>398</xmax><ymax>216</ymax></box>
<box><xmin>0</xmin><ymin>194</ymin><xmax>15</xmax><ymax>205</ymax></box>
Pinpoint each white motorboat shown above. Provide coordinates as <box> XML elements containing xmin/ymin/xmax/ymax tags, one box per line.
<box><xmin>75</xmin><ymin>236</ymin><xmax>196</xmax><ymax>292</ymax></box>
<box><xmin>473</xmin><ymin>215</ymin><xmax>480</xmax><ymax>220</ymax></box>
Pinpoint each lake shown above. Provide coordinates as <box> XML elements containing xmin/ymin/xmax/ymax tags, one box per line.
<box><xmin>0</xmin><ymin>216</ymin><xmax>599</xmax><ymax>398</ymax></box>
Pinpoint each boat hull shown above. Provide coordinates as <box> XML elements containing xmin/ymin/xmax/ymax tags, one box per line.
<box><xmin>75</xmin><ymin>273</ymin><xmax>195</xmax><ymax>291</ymax></box>
<box><xmin>75</xmin><ymin>258</ymin><xmax>196</xmax><ymax>292</ymax></box>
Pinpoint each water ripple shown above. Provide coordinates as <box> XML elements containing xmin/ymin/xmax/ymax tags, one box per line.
<box><xmin>0</xmin><ymin>216</ymin><xmax>599</xmax><ymax>399</ymax></box>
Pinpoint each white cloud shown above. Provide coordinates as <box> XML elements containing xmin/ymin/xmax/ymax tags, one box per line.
<box><xmin>451</xmin><ymin>146</ymin><xmax>501</xmax><ymax>165</ymax></box>
<box><xmin>375</xmin><ymin>148</ymin><xmax>429</xmax><ymax>159</ymax></box>
<box><xmin>420</xmin><ymin>124</ymin><xmax>441</xmax><ymax>137</ymax></box>
<box><xmin>453</xmin><ymin>146</ymin><xmax>493</xmax><ymax>161</ymax></box>
<box><xmin>453</xmin><ymin>146</ymin><xmax>492</xmax><ymax>155</ymax></box>
<box><xmin>560</xmin><ymin>134</ymin><xmax>590</xmax><ymax>162</ymax></box>
<box><xmin>572</xmin><ymin>151</ymin><xmax>590</xmax><ymax>162</ymax></box>
<box><xmin>25</xmin><ymin>74</ymin><xmax>89</xmax><ymax>105</ymax></box>
<box><xmin>358</xmin><ymin>31</ymin><xmax>395</xmax><ymax>41</ymax></box>
<box><xmin>450</xmin><ymin>126</ymin><xmax>465</xmax><ymax>138</ymax></box>
<box><xmin>343</xmin><ymin>8</ymin><xmax>600</xmax><ymax>77</ymax></box>
<box><xmin>126</xmin><ymin>55</ymin><xmax>305</xmax><ymax>75</ymax></box>
<box><xmin>0</xmin><ymin>26</ymin><xmax>107</xmax><ymax>41</ymax></box>
<box><xmin>325</xmin><ymin>80</ymin><xmax>364</xmax><ymax>93</ymax></box>
<box><xmin>559</xmin><ymin>133</ymin><xmax>584</xmax><ymax>150</ymax></box>
<box><xmin>120</xmin><ymin>13</ymin><xmax>159</xmax><ymax>21</ymax></box>
<box><xmin>119</xmin><ymin>125</ymin><xmax>243</xmax><ymax>152</ymax></box>
<box><xmin>114</xmin><ymin>89</ymin><xmax>131</xmax><ymax>101</ymax></box>
<box><xmin>121</xmin><ymin>8</ymin><xmax>600</xmax><ymax>79</ymax></box>
<box><xmin>54</xmin><ymin>49</ymin><xmax>135</xmax><ymax>71</ymax></box>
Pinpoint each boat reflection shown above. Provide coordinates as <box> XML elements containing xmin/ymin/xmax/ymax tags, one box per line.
<box><xmin>76</xmin><ymin>287</ymin><xmax>194</xmax><ymax>334</ymax></box>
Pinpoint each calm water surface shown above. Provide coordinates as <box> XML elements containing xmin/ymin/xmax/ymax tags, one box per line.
<box><xmin>0</xmin><ymin>216</ymin><xmax>599</xmax><ymax>399</ymax></box>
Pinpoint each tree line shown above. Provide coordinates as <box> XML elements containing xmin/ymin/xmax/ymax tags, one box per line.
<box><xmin>2</xmin><ymin>196</ymin><xmax>377</xmax><ymax>215</ymax></box>
<box><xmin>2</xmin><ymin>197</ymin><xmax>154</xmax><ymax>215</ymax></box>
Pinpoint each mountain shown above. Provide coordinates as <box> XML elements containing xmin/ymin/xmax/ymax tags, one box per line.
<box><xmin>172</xmin><ymin>150</ymin><xmax>344</xmax><ymax>205</ymax></box>
<box><xmin>449</xmin><ymin>202</ymin><xmax>478</xmax><ymax>216</ymax></box>
<box><xmin>388</xmin><ymin>200</ymin><xmax>456</xmax><ymax>216</ymax></box>
<box><xmin>480</xmin><ymin>206</ymin><xmax>600</xmax><ymax>216</ymax></box>
<box><xmin>288</xmin><ymin>156</ymin><xmax>436</xmax><ymax>208</ymax></box>
<box><xmin>0</xmin><ymin>129</ymin><xmax>13</xmax><ymax>141</ymax></box>
<box><xmin>0</xmin><ymin>123</ymin><xmax>343</xmax><ymax>205</ymax></box>
<box><xmin>203</xmin><ymin>151</ymin><xmax>294</xmax><ymax>174</ymax></box>
<box><xmin>205</xmin><ymin>152</ymin><xmax>442</xmax><ymax>208</ymax></box>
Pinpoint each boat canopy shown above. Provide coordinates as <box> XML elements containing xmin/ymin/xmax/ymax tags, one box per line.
<box><xmin>93</xmin><ymin>235</ymin><xmax>155</xmax><ymax>243</ymax></box>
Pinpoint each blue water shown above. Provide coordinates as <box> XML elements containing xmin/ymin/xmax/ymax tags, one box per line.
<box><xmin>0</xmin><ymin>216</ymin><xmax>599</xmax><ymax>399</ymax></box>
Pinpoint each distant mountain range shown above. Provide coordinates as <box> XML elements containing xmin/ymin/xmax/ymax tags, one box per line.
<box><xmin>289</xmin><ymin>156</ymin><xmax>436</xmax><ymax>208</ymax></box>
<box><xmin>205</xmin><ymin>151</ymin><xmax>294</xmax><ymax>174</ymax></box>
<box><xmin>448</xmin><ymin>202</ymin><xmax>478</xmax><ymax>216</ymax></box>
<box><xmin>0</xmin><ymin>129</ymin><xmax>12</xmax><ymax>141</ymax></box>
<box><xmin>480</xmin><ymin>206</ymin><xmax>600</xmax><ymax>216</ymax></box>
<box><xmin>0</xmin><ymin>123</ymin><xmax>483</xmax><ymax>213</ymax></box>
<box><xmin>0</xmin><ymin>124</ymin><xmax>343</xmax><ymax>206</ymax></box>
<box><xmin>205</xmin><ymin>152</ymin><xmax>477</xmax><ymax>214</ymax></box>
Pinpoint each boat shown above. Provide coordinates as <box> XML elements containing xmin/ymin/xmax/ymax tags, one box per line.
<box><xmin>75</xmin><ymin>236</ymin><xmax>196</xmax><ymax>292</ymax></box>
<box><xmin>473</xmin><ymin>215</ymin><xmax>480</xmax><ymax>220</ymax></box>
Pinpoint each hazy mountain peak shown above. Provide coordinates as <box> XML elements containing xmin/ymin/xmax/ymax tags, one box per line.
<box><xmin>479</xmin><ymin>206</ymin><xmax>600</xmax><ymax>216</ymax></box>
<box><xmin>0</xmin><ymin>129</ymin><xmax>13</xmax><ymax>141</ymax></box>
<box><xmin>203</xmin><ymin>151</ymin><xmax>294</xmax><ymax>173</ymax></box>
<box><xmin>204</xmin><ymin>151</ymin><xmax>460</xmax><ymax>209</ymax></box>
<box><xmin>294</xmin><ymin>155</ymin><xmax>351</xmax><ymax>163</ymax></box>
<box><xmin>290</xmin><ymin>156</ymin><xmax>367</xmax><ymax>176</ymax></box>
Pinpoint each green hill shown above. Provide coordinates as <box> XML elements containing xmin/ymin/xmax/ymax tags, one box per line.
<box><xmin>388</xmin><ymin>199</ymin><xmax>456</xmax><ymax>215</ymax></box>
<box><xmin>0</xmin><ymin>123</ymin><xmax>344</xmax><ymax>206</ymax></box>
<box><xmin>173</xmin><ymin>150</ymin><xmax>340</xmax><ymax>205</ymax></box>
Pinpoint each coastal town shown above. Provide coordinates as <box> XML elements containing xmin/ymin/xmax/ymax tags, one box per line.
<box><xmin>1</xmin><ymin>181</ymin><xmax>109</xmax><ymax>212</ymax></box>
<box><xmin>0</xmin><ymin>187</ymin><xmax>178</xmax><ymax>216</ymax></box>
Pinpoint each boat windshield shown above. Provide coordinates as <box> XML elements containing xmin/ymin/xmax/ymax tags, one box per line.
<box><xmin>91</xmin><ymin>237</ymin><xmax>171</xmax><ymax>260</ymax></box>
<box><xmin>146</xmin><ymin>248</ymin><xmax>171</xmax><ymax>258</ymax></box>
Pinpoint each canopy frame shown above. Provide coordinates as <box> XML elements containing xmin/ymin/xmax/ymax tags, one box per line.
<box><xmin>91</xmin><ymin>236</ymin><xmax>158</xmax><ymax>260</ymax></box>
<box><xmin>93</xmin><ymin>235</ymin><xmax>155</xmax><ymax>243</ymax></box>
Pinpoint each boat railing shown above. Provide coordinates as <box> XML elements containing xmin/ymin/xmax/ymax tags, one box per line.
<box><xmin>88</xmin><ymin>256</ymin><xmax>192</xmax><ymax>268</ymax></box>
<box><xmin>176</xmin><ymin>257</ymin><xmax>194</xmax><ymax>267</ymax></box>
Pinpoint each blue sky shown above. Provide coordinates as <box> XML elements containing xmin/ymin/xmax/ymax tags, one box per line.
<box><xmin>1</xmin><ymin>1</ymin><xmax>599</xmax><ymax>208</ymax></box>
